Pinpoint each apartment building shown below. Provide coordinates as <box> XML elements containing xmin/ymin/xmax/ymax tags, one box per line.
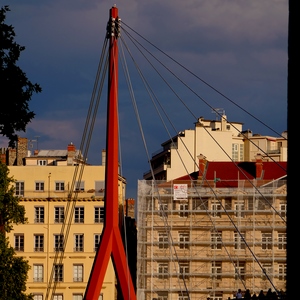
<box><xmin>138</xmin><ymin>112</ymin><xmax>287</xmax><ymax>300</ymax></box>
<box><xmin>143</xmin><ymin>114</ymin><xmax>287</xmax><ymax>181</ymax></box>
<box><xmin>4</xmin><ymin>138</ymin><xmax>127</xmax><ymax>300</ymax></box>
<box><xmin>137</xmin><ymin>155</ymin><xmax>287</xmax><ymax>300</ymax></box>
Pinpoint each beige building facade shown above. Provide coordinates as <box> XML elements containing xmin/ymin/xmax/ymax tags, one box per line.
<box><xmin>143</xmin><ymin>114</ymin><xmax>287</xmax><ymax>181</ymax></box>
<box><xmin>5</xmin><ymin>140</ymin><xmax>126</xmax><ymax>300</ymax></box>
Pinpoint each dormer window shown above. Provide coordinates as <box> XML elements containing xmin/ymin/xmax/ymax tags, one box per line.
<box><xmin>37</xmin><ymin>160</ymin><xmax>47</xmax><ymax>166</ymax></box>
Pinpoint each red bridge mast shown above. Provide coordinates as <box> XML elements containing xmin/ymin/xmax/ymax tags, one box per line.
<box><xmin>84</xmin><ymin>6</ymin><xmax>136</xmax><ymax>300</ymax></box>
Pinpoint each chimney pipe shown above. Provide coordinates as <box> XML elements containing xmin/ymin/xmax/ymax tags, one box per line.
<box><xmin>255</xmin><ymin>153</ymin><xmax>263</xmax><ymax>179</ymax></box>
<box><xmin>197</xmin><ymin>154</ymin><xmax>207</xmax><ymax>180</ymax></box>
<box><xmin>102</xmin><ymin>149</ymin><xmax>106</xmax><ymax>166</ymax></box>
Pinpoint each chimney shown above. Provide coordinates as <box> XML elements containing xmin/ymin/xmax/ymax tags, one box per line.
<box><xmin>125</xmin><ymin>198</ymin><xmax>135</xmax><ymax>218</ymax></box>
<box><xmin>197</xmin><ymin>154</ymin><xmax>207</xmax><ymax>180</ymax></box>
<box><xmin>102</xmin><ymin>149</ymin><xmax>106</xmax><ymax>166</ymax></box>
<box><xmin>67</xmin><ymin>142</ymin><xmax>76</xmax><ymax>152</ymax></box>
<box><xmin>67</xmin><ymin>142</ymin><xmax>76</xmax><ymax>165</ymax></box>
<box><xmin>0</xmin><ymin>148</ymin><xmax>6</xmax><ymax>164</ymax></box>
<box><xmin>255</xmin><ymin>153</ymin><xmax>263</xmax><ymax>179</ymax></box>
<box><xmin>221</xmin><ymin>114</ymin><xmax>227</xmax><ymax>131</ymax></box>
<box><xmin>16</xmin><ymin>137</ymin><xmax>28</xmax><ymax>166</ymax></box>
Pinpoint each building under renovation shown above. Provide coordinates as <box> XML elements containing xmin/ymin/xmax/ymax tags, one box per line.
<box><xmin>136</xmin><ymin>156</ymin><xmax>287</xmax><ymax>300</ymax></box>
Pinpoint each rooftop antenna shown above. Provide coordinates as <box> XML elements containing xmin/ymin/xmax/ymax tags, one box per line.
<box><xmin>28</xmin><ymin>136</ymin><xmax>40</xmax><ymax>150</ymax></box>
<box><xmin>28</xmin><ymin>139</ymin><xmax>36</xmax><ymax>149</ymax></box>
<box><xmin>34</xmin><ymin>136</ymin><xmax>40</xmax><ymax>150</ymax></box>
<box><xmin>211</xmin><ymin>108</ymin><xmax>225</xmax><ymax>120</ymax></box>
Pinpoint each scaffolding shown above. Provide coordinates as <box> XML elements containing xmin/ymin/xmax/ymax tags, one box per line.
<box><xmin>136</xmin><ymin>179</ymin><xmax>286</xmax><ymax>300</ymax></box>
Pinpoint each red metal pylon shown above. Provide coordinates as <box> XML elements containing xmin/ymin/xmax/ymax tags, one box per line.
<box><xmin>84</xmin><ymin>6</ymin><xmax>136</xmax><ymax>300</ymax></box>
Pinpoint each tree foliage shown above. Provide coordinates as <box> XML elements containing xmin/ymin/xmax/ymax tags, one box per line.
<box><xmin>0</xmin><ymin>162</ymin><xmax>32</xmax><ymax>299</ymax></box>
<box><xmin>0</xmin><ymin>5</ymin><xmax>42</xmax><ymax>148</ymax></box>
<box><xmin>0</xmin><ymin>234</ymin><xmax>33</xmax><ymax>300</ymax></box>
<box><xmin>0</xmin><ymin>161</ymin><xmax>27</xmax><ymax>233</ymax></box>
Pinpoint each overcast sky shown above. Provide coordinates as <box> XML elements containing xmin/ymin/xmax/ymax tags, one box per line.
<box><xmin>1</xmin><ymin>1</ymin><xmax>288</xmax><ymax>199</ymax></box>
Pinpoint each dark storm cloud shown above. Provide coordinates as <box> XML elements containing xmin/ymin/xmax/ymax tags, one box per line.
<box><xmin>1</xmin><ymin>0</ymin><xmax>288</xmax><ymax>198</ymax></box>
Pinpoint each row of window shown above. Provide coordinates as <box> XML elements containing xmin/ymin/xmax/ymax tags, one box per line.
<box><xmin>33</xmin><ymin>263</ymin><xmax>83</xmax><ymax>282</ymax></box>
<box><xmin>158</xmin><ymin>202</ymin><xmax>287</xmax><ymax>218</ymax></box>
<box><xmin>30</xmin><ymin>261</ymin><xmax>287</xmax><ymax>285</ymax></box>
<box><xmin>33</xmin><ymin>293</ymin><xmax>103</xmax><ymax>300</ymax></box>
<box><xmin>15</xmin><ymin>181</ymin><xmax>105</xmax><ymax>195</ymax></box>
<box><xmin>32</xmin><ymin>206</ymin><xmax>104</xmax><ymax>224</ymax></box>
<box><xmin>157</xmin><ymin>231</ymin><xmax>287</xmax><ymax>250</ymax></box>
<box><xmin>30</xmin><ymin>203</ymin><xmax>286</xmax><ymax>225</ymax></box>
<box><xmin>156</xmin><ymin>261</ymin><xmax>286</xmax><ymax>281</ymax></box>
<box><xmin>15</xmin><ymin>233</ymin><xmax>101</xmax><ymax>252</ymax></box>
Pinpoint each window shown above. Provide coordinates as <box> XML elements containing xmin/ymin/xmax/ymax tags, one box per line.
<box><xmin>158</xmin><ymin>263</ymin><xmax>168</xmax><ymax>279</ymax></box>
<box><xmin>257</xmin><ymin>199</ymin><xmax>267</xmax><ymax>210</ymax></box>
<box><xmin>54</xmin><ymin>207</ymin><xmax>64</xmax><ymax>223</ymax></box>
<box><xmin>234</xmin><ymin>261</ymin><xmax>245</xmax><ymax>280</ymax></box>
<box><xmin>74</xmin><ymin>234</ymin><xmax>84</xmax><ymax>252</ymax></box>
<box><xmin>159</xmin><ymin>203</ymin><xmax>168</xmax><ymax>217</ymax></box>
<box><xmin>279</xmin><ymin>203</ymin><xmax>286</xmax><ymax>218</ymax></box>
<box><xmin>54</xmin><ymin>234</ymin><xmax>64</xmax><ymax>251</ymax></box>
<box><xmin>95</xmin><ymin>181</ymin><xmax>105</xmax><ymax>197</ymax></box>
<box><xmin>74</xmin><ymin>207</ymin><xmax>84</xmax><ymax>223</ymax></box>
<box><xmin>211</xmin><ymin>261</ymin><xmax>221</xmax><ymax>280</ymax></box>
<box><xmin>157</xmin><ymin>292</ymin><xmax>168</xmax><ymax>300</ymax></box>
<box><xmin>14</xmin><ymin>234</ymin><xmax>24</xmax><ymax>251</ymax></box>
<box><xmin>192</xmin><ymin>197</ymin><xmax>207</xmax><ymax>210</ymax></box>
<box><xmin>262</xmin><ymin>263</ymin><xmax>272</xmax><ymax>280</ymax></box>
<box><xmin>234</xmin><ymin>201</ymin><xmax>245</xmax><ymax>218</ymax></box>
<box><xmin>232</xmin><ymin>143</ymin><xmax>239</xmax><ymax>161</ymax></box>
<box><xmin>94</xmin><ymin>234</ymin><xmax>101</xmax><ymax>251</ymax></box>
<box><xmin>37</xmin><ymin>160</ymin><xmax>47</xmax><ymax>166</ymax></box>
<box><xmin>210</xmin><ymin>293</ymin><xmax>223</xmax><ymax>300</ymax></box>
<box><xmin>55</xmin><ymin>181</ymin><xmax>65</xmax><ymax>191</ymax></box>
<box><xmin>73</xmin><ymin>264</ymin><xmax>83</xmax><ymax>282</ymax></box>
<box><xmin>54</xmin><ymin>264</ymin><xmax>63</xmax><ymax>282</ymax></box>
<box><xmin>53</xmin><ymin>294</ymin><xmax>63</xmax><ymax>300</ymax></box>
<box><xmin>224</xmin><ymin>198</ymin><xmax>232</xmax><ymax>210</ymax></box>
<box><xmin>278</xmin><ymin>263</ymin><xmax>286</xmax><ymax>281</ymax></box>
<box><xmin>73</xmin><ymin>295</ymin><xmax>83</xmax><ymax>300</ymax></box>
<box><xmin>211</xmin><ymin>201</ymin><xmax>221</xmax><ymax>217</ymax></box>
<box><xmin>35</xmin><ymin>206</ymin><xmax>44</xmax><ymax>223</ymax></box>
<box><xmin>94</xmin><ymin>207</ymin><xmax>105</xmax><ymax>223</ymax></box>
<box><xmin>74</xmin><ymin>181</ymin><xmax>84</xmax><ymax>191</ymax></box>
<box><xmin>179</xmin><ymin>261</ymin><xmax>189</xmax><ymax>279</ymax></box>
<box><xmin>33</xmin><ymin>264</ymin><xmax>44</xmax><ymax>282</ymax></box>
<box><xmin>179</xmin><ymin>203</ymin><xmax>188</xmax><ymax>217</ymax></box>
<box><xmin>262</xmin><ymin>232</ymin><xmax>272</xmax><ymax>250</ymax></box>
<box><xmin>33</xmin><ymin>295</ymin><xmax>43</xmax><ymax>300</ymax></box>
<box><xmin>178</xmin><ymin>292</ymin><xmax>189</xmax><ymax>300</ymax></box>
<box><xmin>211</xmin><ymin>232</ymin><xmax>222</xmax><ymax>250</ymax></box>
<box><xmin>34</xmin><ymin>234</ymin><xmax>44</xmax><ymax>252</ymax></box>
<box><xmin>35</xmin><ymin>181</ymin><xmax>44</xmax><ymax>191</ymax></box>
<box><xmin>158</xmin><ymin>232</ymin><xmax>169</xmax><ymax>249</ymax></box>
<box><xmin>179</xmin><ymin>232</ymin><xmax>189</xmax><ymax>249</ymax></box>
<box><xmin>15</xmin><ymin>181</ymin><xmax>24</xmax><ymax>196</ymax></box>
<box><xmin>278</xmin><ymin>232</ymin><xmax>286</xmax><ymax>250</ymax></box>
<box><xmin>234</xmin><ymin>231</ymin><xmax>245</xmax><ymax>250</ymax></box>
<box><xmin>239</xmin><ymin>144</ymin><xmax>244</xmax><ymax>161</ymax></box>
